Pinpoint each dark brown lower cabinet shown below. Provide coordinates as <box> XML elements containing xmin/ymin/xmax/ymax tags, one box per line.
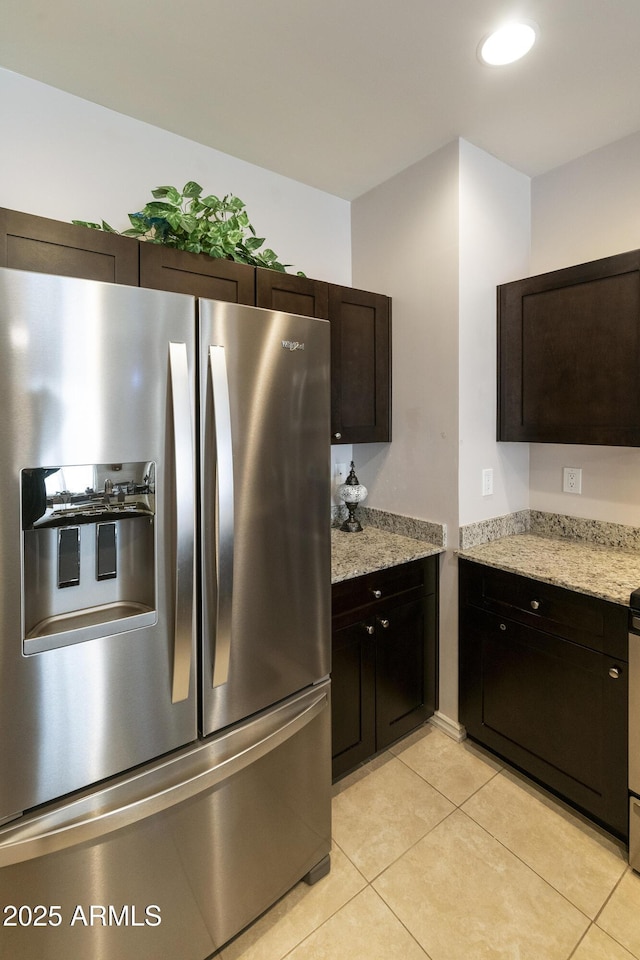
<box><xmin>331</xmin><ymin>556</ymin><xmax>438</xmax><ymax>780</ymax></box>
<box><xmin>458</xmin><ymin>558</ymin><xmax>629</xmax><ymax>838</ymax></box>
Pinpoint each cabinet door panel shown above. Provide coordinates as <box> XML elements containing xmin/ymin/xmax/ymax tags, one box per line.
<box><xmin>328</xmin><ymin>285</ymin><xmax>391</xmax><ymax>444</ymax></box>
<box><xmin>376</xmin><ymin>595</ymin><xmax>436</xmax><ymax>750</ymax></box>
<box><xmin>498</xmin><ymin>249</ymin><xmax>640</xmax><ymax>445</ymax></box>
<box><xmin>0</xmin><ymin>208</ymin><xmax>139</xmax><ymax>285</ymax></box>
<box><xmin>256</xmin><ymin>270</ymin><xmax>328</xmax><ymax>318</ymax></box>
<box><xmin>331</xmin><ymin>620</ymin><xmax>375</xmax><ymax>778</ymax></box>
<box><xmin>459</xmin><ymin>605</ymin><xmax>628</xmax><ymax>837</ymax></box>
<box><xmin>139</xmin><ymin>243</ymin><xmax>255</xmax><ymax>303</ymax></box>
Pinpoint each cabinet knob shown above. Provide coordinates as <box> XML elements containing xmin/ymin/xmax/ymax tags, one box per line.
<box><xmin>530</xmin><ymin>599</ymin><xmax>540</xmax><ymax>611</ymax></box>
<box><xmin>333</xmin><ymin>432</ymin><xmax>342</xmax><ymax>440</ymax></box>
<box><xmin>371</xmin><ymin>588</ymin><xmax>382</xmax><ymax>599</ymax></box>
<box><xmin>378</xmin><ymin>618</ymin><xmax>390</xmax><ymax>629</ymax></box>
<box><xmin>499</xmin><ymin>623</ymin><xmax>507</xmax><ymax>631</ymax></box>
<box><xmin>364</xmin><ymin>624</ymin><xmax>375</xmax><ymax>635</ymax></box>
<box><xmin>609</xmin><ymin>666</ymin><xmax>621</xmax><ymax>679</ymax></box>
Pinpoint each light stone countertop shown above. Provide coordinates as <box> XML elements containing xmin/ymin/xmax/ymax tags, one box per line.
<box><xmin>331</xmin><ymin>525</ymin><xmax>443</xmax><ymax>584</ymax></box>
<box><xmin>458</xmin><ymin>533</ymin><xmax>640</xmax><ymax>607</ymax></box>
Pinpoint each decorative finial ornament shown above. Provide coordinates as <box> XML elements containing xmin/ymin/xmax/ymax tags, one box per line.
<box><xmin>337</xmin><ymin>461</ymin><xmax>367</xmax><ymax>533</ymax></box>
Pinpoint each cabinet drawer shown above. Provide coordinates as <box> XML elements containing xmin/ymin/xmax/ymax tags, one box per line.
<box><xmin>459</xmin><ymin>559</ymin><xmax>627</xmax><ymax>658</ymax></box>
<box><xmin>332</xmin><ymin>557</ymin><xmax>435</xmax><ymax>620</ymax></box>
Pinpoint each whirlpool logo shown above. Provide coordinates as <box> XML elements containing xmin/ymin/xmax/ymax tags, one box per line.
<box><xmin>281</xmin><ymin>340</ymin><xmax>305</xmax><ymax>351</ymax></box>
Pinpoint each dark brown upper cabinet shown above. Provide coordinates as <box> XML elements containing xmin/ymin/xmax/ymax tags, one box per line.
<box><xmin>0</xmin><ymin>206</ymin><xmax>392</xmax><ymax>446</ymax></box>
<box><xmin>139</xmin><ymin>243</ymin><xmax>255</xmax><ymax>304</ymax></box>
<box><xmin>0</xmin><ymin>207</ymin><xmax>139</xmax><ymax>286</ymax></box>
<box><xmin>256</xmin><ymin>270</ymin><xmax>329</xmax><ymax>318</ymax></box>
<box><xmin>498</xmin><ymin>249</ymin><xmax>640</xmax><ymax>445</ymax></box>
<box><xmin>328</xmin><ymin>284</ymin><xmax>391</xmax><ymax>445</ymax></box>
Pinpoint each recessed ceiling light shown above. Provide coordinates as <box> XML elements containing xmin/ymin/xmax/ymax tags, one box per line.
<box><xmin>478</xmin><ymin>21</ymin><xmax>538</xmax><ymax>66</ymax></box>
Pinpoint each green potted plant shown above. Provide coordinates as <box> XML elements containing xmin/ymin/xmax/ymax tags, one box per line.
<box><xmin>74</xmin><ymin>181</ymin><xmax>303</xmax><ymax>274</ymax></box>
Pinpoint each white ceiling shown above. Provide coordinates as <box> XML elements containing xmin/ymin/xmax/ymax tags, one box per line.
<box><xmin>3</xmin><ymin>0</ymin><xmax>640</xmax><ymax>200</ymax></box>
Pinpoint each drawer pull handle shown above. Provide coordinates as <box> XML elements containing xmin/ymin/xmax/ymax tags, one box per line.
<box><xmin>378</xmin><ymin>618</ymin><xmax>390</xmax><ymax>629</ymax></box>
<box><xmin>364</xmin><ymin>624</ymin><xmax>375</xmax><ymax>635</ymax></box>
<box><xmin>530</xmin><ymin>599</ymin><xmax>540</xmax><ymax>611</ymax></box>
<box><xmin>499</xmin><ymin>623</ymin><xmax>507</xmax><ymax>631</ymax></box>
<box><xmin>372</xmin><ymin>589</ymin><xmax>382</xmax><ymax>599</ymax></box>
<box><xmin>609</xmin><ymin>666</ymin><xmax>621</xmax><ymax>679</ymax></box>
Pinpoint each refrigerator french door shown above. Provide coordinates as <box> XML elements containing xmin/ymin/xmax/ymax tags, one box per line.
<box><xmin>199</xmin><ymin>299</ymin><xmax>331</xmax><ymax>735</ymax></box>
<box><xmin>0</xmin><ymin>269</ymin><xmax>332</xmax><ymax>959</ymax></box>
<box><xmin>0</xmin><ymin>267</ymin><xmax>198</xmax><ymax>824</ymax></box>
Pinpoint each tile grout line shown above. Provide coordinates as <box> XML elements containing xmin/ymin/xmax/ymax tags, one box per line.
<box><xmin>589</xmin><ymin>866</ymin><xmax>640</xmax><ymax>960</ymax></box>
<box><xmin>330</xmin><ymin>726</ymin><xmax>636</xmax><ymax>960</ymax></box>
<box><xmin>383</xmin><ymin>746</ymin><xmax>626</xmax><ymax>958</ymax></box>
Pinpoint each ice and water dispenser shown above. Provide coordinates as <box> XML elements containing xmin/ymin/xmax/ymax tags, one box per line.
<box><xmin>21</xmin><ymin>462</ymin><xmax>157</xmax><ymax>653</ymax></box>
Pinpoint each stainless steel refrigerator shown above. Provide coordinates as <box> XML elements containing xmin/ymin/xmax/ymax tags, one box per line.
<box><xmin>0</xmin><ymin>267</ymin><xmax>331</xmax><ymax>959</ymax></box>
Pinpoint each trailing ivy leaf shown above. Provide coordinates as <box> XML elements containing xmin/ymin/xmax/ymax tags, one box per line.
<box><xmin>226</xmin><ymin>195</ymin><xmax>245</xmax><ymax>213</ymax></box>
<box><xmin>182</xmin><ymin>181</ymin><xmax>203</xmax><ymax>198</ymax></box>
<box><xmin>152</xmin><ymin>186</ymin><xmax>182</xmax><ymax>204</ymax></box>
<box><xmin>201</xmin><ymin>195</ymin><xmax>222</xmax><ymax>210</ymax></box>
<box><xmin>101</xmin><ymin>220</ymin><xmax>117</xmax><ymax>233</ymax></box>
<box><xmin>176</xmin><ymin>214</ymin><xmax>196</xmax><ymax>234</ymax></box>
<box><xmin>72</xmin><ymin>219</ymin><xmax>102</xmax><ymax>230</ymax></box>
<box><xmin>144</xmin><ymin>200</ymin><xmax>178</xmax><ymax>215</ymax></box>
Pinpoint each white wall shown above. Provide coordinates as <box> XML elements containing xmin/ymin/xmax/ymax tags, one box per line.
<box><xmin>351</xmin><ymin>141</ymin><xmax>461</xmax><ymax>720</ymax></box>
<box><xmin>458</xmin><ymin>140</ymin><xmax>530</xmax><ymax>527</ymax></box>
<box><xmin>0</xmin><ymin>68</ymin><xmax>351</xmax><ymax>286</ymax></box>
<box><xmin>350</xmin><ymin>141</ymin><xmax>460</xmax><ymax>525</ymax></box>
<box><xmin>350</xmin><ymin>139</ymin><xmax>532</xmax><ymax>725</ymax></box>
<box><xmin>530</xmin><ymin>131</ymin><xmax>640</xmax><ymax>523</ymax></box>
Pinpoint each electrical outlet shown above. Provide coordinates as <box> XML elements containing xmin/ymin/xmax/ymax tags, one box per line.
<box><xmin>482</xmin><ymin>468</ymin><xmax>494</xmax><ymax>497</ymax></box>
<box><xmin>562</xmin><ymin>467</ymin><xmax>582</xmax><ymax>494</ymax></box>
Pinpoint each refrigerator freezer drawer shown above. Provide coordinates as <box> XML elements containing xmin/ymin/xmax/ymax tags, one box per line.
<box><xmin>0</xmin><ymin>681</ymin><xmax>332</xmax><ymax>959</ymax></box>
<box><xmin>631</xmin><ymin>796</ymin><xmax>640</xmax><ymax>871</ymax></box>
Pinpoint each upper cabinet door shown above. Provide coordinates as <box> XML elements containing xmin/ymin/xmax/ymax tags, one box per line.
<box><xmin>0</xmin><ymin>208</ymin><xmax>139</xmax><ymax>285</ymax></box>
<box><xmin>139</xmin><ymin>243</ymin><xmax>255</xmax><ymax>304</ymax></box>
<box><xmin>498</xmin><ymin>249</ymin><xmax>640</xmax><ymax>446</ymax></box>
<box><xmin>328</xmin><ymin>284</ymin><xmax>391</xmax><ymax>444</ymax></box>
<box><xmin>256</xmin><ymin>269</ymin><xmax>329</xmax><ymax>318</ymax></box>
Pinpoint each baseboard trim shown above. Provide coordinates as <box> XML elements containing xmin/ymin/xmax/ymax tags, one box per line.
<box><xmin>429</xmin><ymin>711</ymin><xmax>467</xmax><ymax>742</ymax></box>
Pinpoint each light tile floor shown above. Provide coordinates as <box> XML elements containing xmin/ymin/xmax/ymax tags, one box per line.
<box><xmin>219</xmin><ymin>724</ymin><xmax>640</xmax><ymax>960</ymax></box>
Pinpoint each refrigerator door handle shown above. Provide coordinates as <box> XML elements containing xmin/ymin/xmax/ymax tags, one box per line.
<box><xmin>209</xmin><ymin>345</ymin><xmax>234</xmax><ymax>688</ymax></box>
<box><xmin>169</xmin><ymin>341</ymin><xmax>195</xmax><ymax>703</ymax></box>
<box><xmin>0</xmin><ymin>686</ymin><xmax>328</xmax><ymax>867</ymax></box>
